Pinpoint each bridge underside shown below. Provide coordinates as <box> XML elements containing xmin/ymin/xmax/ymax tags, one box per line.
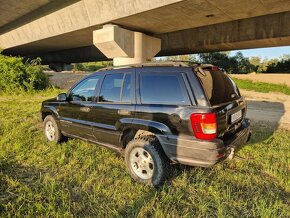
<box><xmin>1</xmin><ymin>0</ymin><xmax>290</xmax><ymax>64</ymax></box>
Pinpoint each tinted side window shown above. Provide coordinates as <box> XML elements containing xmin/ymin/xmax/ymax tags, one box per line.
<box><xmin>99</xmin><ymin>73</ymin><xmax>131</xmax><ymax>103</ymax></box>
<box><xmin>140</xmin><ymin>73</ymin><xmax>190</xmax><ymax>105</ymax></box>
<box><xmin>70</xmin><ymin>76</ymin><xmax>100</xmax><ymax>101</ymax></box>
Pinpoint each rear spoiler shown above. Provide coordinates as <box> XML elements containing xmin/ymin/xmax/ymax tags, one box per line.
<box><xmin>195</xmin><ymin>65</ymin><xmax>227</xmax><ymax>76</ymax></box>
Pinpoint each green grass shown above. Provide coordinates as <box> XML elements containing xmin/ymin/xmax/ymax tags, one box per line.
<box><xmin>233</xmin><ymin>78</ymin><xmax>290</xmax><ymax>95</ymax></box>
<box><xmin>0</xmin><ymin>90</ymin><xmax>289</xmax><ymax>217</ymax></box>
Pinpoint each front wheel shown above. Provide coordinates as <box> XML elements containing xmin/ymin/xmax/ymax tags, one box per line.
<box><xmin>125</xmin><ymin>136</ymin><xmax>170</xmax><ymax>186</ymax></box>
<box><xmin>43</xmin><ymin>115</ymin><xmax>67</xmax><ymax>143</ymax></box>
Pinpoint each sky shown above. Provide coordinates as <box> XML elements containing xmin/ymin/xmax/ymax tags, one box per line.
<box><xmin>231</xmin><ymin>46</ymin><xmax>290</xmax><ymax>59</ymax></box>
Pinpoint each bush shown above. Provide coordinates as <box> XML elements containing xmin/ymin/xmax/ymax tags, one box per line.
<box><xmin>0</xmin><ymin>53</ymin><xmax>49</xmax><ymax>93</ymax></box>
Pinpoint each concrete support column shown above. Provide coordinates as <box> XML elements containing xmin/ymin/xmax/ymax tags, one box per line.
<box><xmin>93</xmin><ymin>25</ymin><xmax>161</xmax><ymax>66</ymax></box>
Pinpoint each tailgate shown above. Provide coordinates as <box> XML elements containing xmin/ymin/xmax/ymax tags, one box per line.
<box><xmin>194</xmin><ymin>66</ymin><xmax>247</xmax><ymax>136</ymax></box>
<box><xmin>213</xmin><ymin>97</ymin><xmax>247</xmax><ymax>136</ymax></box>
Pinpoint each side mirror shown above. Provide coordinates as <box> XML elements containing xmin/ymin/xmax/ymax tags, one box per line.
<box><xmin>56</xmin><ymin>93</ymin><xmax>67</xmax><ymax>101</ymax></box>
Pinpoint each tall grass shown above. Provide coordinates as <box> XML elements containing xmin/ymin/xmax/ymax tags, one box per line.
<box><xmin>0</xmin><ymin>90</ymin><xmax>289</xmax><ymax>217</ymax></box>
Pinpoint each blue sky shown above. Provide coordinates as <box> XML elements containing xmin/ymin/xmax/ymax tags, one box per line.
<box><xmin>231</xmin><ymin>46</ymin><xmax>290</xmax><ymax>59</ymax></box>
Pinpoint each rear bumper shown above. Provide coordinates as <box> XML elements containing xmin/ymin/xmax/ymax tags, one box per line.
<box><xmin>158</xmin><ymin>119</ymin><xmax>251</xmax><ymax>167</ymax></box>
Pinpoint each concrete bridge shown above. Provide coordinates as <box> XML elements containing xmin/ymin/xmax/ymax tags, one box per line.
<box><xmin>1</xmin><ymin>0</ymin><xmax>290</xmax><ymax>68</ymax></box>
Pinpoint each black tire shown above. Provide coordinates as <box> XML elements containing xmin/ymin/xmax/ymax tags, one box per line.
<box><xmin>43</xmin><ymin>115</ymin><xmax>67</xmax><ymax>143</ymax></box>
<box><xmin>125</xmin><ymin>135</ymin><xmax>170</xmax><ymax>186</ymax></box>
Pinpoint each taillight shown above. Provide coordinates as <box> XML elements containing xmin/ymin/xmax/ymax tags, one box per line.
<box><xmin>190</xmin><ymin>113</ymin><xmax>217</xmax><ymax>140</ymax></box>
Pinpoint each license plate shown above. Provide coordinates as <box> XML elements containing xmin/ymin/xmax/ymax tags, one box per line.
<box><xmin>231</xmin><ymin>110</ymin><xmax>242</xmax><ymax>123</ymax></box>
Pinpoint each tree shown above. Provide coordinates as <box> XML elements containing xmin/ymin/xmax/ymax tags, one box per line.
<box><xmin>232</xmin><ymin>52</ymin><xmax>255</xmax><ymax>74</ymax></box>
<box><xmin>196</xmin><ymin>51</ymin><xmax>255</xmax><ymax>74</ymax></box>
<box><xmin>198</xmin><ymin>52</ymin><xmax>233</xmax><ymax>71</ymax></box>
<box><xmin>265</xmin><ymin>56</ymin><xmax>290</xmax><ymax>73</ymax></box>
<box><xmin>250</xmin><ymin>56</ymin><xmax>261</xmax><ymax>72</ymax></box>
<box><xmin>165</xmin><ymin>55</ymin><xmax>191</xmax><ymax>61</ymax></box>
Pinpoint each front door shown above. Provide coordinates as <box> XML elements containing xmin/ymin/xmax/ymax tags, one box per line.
<box><xmin>58</xmin><ymin>75</ymin><xmax>102</xmax><ymax>140</ymax></box>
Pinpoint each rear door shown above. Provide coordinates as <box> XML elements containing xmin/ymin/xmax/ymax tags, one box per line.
<box><xmin>194</xmin><ymin>67</ymin><xmax>247</xmax><ymax>136</ymax></box>
<box><xmin>90</xmin><ymin>69</ymin><xmax>135</xmax><ymax>145</ymax></box>
<box><xmin>135</xmin><ymin>68</ymin><xmax>194</xmax><ymax>136</ymax></box>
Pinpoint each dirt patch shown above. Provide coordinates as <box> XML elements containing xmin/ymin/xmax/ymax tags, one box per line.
<box><xmin>231</xmin><ymin>73</ymin><xmax>290</xmax><ymax>87</ymax></box>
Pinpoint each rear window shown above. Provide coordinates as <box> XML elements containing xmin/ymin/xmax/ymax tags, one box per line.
<box><xmin>196</xmin><ymin>68</ymin><xmax>240</xmax><ymax>105</ymax></box>
<box><xmin>140</xmin><ymin>73</ymin><xmax>190</xmax><ymax>105</ymax></box>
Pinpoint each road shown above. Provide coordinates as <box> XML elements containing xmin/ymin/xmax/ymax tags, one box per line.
<box><xmin>240</xmin><ymin>90</ymin><xmax>290</xmax><ymax>130</ymax></box>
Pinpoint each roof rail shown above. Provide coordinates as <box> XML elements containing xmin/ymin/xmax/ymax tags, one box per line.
<box><xmin>96</xmin><ymin>61</ymin><xmax>200</xmax><ymax>72</ymax></box>
<box><xmin>170</xmin><ymin>60</ymin><xmax>201</xmax><ymax>65</ymax></box>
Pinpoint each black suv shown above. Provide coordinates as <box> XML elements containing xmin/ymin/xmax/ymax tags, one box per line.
<box><xmin>41</xmin><ymin>62</ymin><xmax>251</xmax><ymax>186</ymax></box>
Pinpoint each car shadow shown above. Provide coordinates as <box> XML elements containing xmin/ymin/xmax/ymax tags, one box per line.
<box><xmin>246</xmin><ymin>100</ymin><xmax>285</xmax><ymax>124</ymax></box>
<box><xmin>246</xmin><ymin>100</ymin><xmax>285</xmax><ymax>142</ymax></box>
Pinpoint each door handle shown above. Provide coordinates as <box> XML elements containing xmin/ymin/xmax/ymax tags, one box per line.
<box><xmin>118</xmin><ymin>109</ymin><xmax>131</xmax><ymax>116</ymax></box>
<box><xmin>80</xmin><ymin>107</ymin><xmax>90</xmax><ymax>113</ymax></box>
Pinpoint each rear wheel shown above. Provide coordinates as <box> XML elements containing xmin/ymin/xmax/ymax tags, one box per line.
<box><xmin>125</xmin><ymin>136</ymin><xmax>170</xmax><ymax>186</ymax></box>
<box><xmin>43</xmin><ymin>115</ymin><xmax>67</xmax><ymax>143</ymax></box>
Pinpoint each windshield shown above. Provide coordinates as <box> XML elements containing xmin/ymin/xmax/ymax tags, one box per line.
<box><xmin>196</xmin><ymin>68</ymin><xmax>240</xmax><ymax>105</ymax></box>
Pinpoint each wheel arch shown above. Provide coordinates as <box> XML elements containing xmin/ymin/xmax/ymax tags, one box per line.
<box><xmin>119</xmin><ymin>119</ymin><xmax>172</xmax><ymax>149</ymax></box>
<box><xmin>41</xmin><ymin>106</ymin><xmax>59</xmax><ymax>121</ymax></box>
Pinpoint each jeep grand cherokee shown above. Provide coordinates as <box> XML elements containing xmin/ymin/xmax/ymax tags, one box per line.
<box><xmin>41</xmin><ymin>62</ymin><xmax>251</xmax><ymax>186</ymax></box>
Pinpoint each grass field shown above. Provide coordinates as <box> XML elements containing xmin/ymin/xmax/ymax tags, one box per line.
<box><xmin>233</xmin><ymin>78</ymin><xmax>290</xmax><ymax>96</ymax></box>
<box><xmin>0</xmin><ymin>90</ymin><xmax>289</xmax><ymax>217</ymax></box>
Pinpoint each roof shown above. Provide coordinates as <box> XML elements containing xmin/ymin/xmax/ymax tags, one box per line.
<box><xmin>96</xmin><ymin>61</ymin><xmax>206</xmax><ymax>72</ymax></box>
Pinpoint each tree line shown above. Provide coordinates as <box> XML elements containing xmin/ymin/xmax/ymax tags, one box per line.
<box><xmin>162</xmin><ymin>52</ymin><xmax>290</xmax><ymax>74</ymax></box>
